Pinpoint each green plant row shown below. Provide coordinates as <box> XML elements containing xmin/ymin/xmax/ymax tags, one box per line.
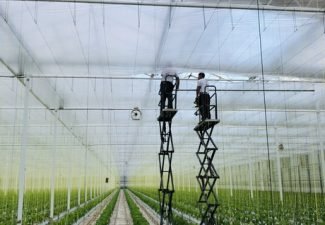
<box><xmin>124</xmin><ymin>190</ymin><xmax>149</xmax><ymax>225</ymax></box>
<box><xmin>128</xmin><ymin>188</ymin><xmax>196</xmax><ymax>225</ymax></box>
<box><xmin>52</xmin><ymin>189</ymin><xmax>114</xmax><ymax>225</ymax></box>
<box><xmin>131</xmin><ymin>187</ymin><xmax>325</xmax><ymax>225</ymax></box>
<box><xmin>0</xmin><ymin>189</ymin><xmax>92</xmax><ymax>225</ymax></box>
<box><xmin>95</xmin><ymin>190</ymin><xmax>120</xmax><ymax>225</ymax></box>
<box><xmin>130</xmin><ymin>188</ymin><xmax>200</xmax><ymax>219</ymax></box>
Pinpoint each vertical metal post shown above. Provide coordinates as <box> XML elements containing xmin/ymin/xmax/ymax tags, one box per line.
<box><xmin>50</xmin><ymin>110</ymin><xmax>58</xmax><ymax>219</ymax></box>
<box><xmin>17</xmin><ymin>77</ymin><xmax>31</xmax><ymax>225</ymax></box>
<box><xmin>182</xmin><ymin>170</ymin><xmax>185</xmax><ymax>191</ymax></box>
<box><xmin>84</xmin><ymin>148</ymin><xmax>88</xmax><ymax>202</ymax></box>
<box><xmin>259</xmin><ymin>162</ymin><xmax>265</xmax><ymax>191</ymax></box>
<box><xmin>78</xmin><ymin>144</ymin><xmax>81</xmax><ymax>205</ymax></box>
<box><xmin>248</xmin><ymin>155</ymin><xmax>254</xmax><ymax>199</ymax></box>
<box><xmin>90</xmin><ymin>176</ymin><xmax>93</xmax><ymax>200</ymax></box>
<box><xmin>317</xmin><ymin>112</ymin><xmax>325</xmax><ymax>190</ymax></box>
<box><xmin>188</xmin><ymin>172</ymin><xmax>191</xmax><ymax>192</ymax></box>
<box><xmin>229</xmin><ymin>166</ymin><xmax>233</xmax><ymax>197</ymax></box>
<box><xmin>67</xmin><ymin>152</ymin><xmax>72</xmax><ymax>211</ymax></box>
<box><xmin>274</xmin><ymin>128</ymin><xmax>283</xmax><ymax>202</ymax></box>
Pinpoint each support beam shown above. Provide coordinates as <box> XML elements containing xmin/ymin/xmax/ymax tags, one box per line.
<box><xmin>2</xmin><ymin>74</ymin><xmax>324</xmax><ymax>84</ymax></box>
<box><xmin>9</xmin><ymin>0</ymin><xmax>325</xmax><ymax>13</ymax></box>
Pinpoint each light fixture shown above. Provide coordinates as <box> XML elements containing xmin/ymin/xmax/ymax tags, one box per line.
<box><xmin>131</xmin><ymin>107</ymin><xmax>142</xmax><ymax>120</ymax></box>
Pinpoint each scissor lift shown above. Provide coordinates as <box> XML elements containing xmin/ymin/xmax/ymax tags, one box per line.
<box><xmin>157</xmin><ymin>75</ymin><xmax>178</xmax><ymax>225</ymax></box>
<box><xmin>194</xmin><ymin>86</ymin><xmax>220</xmax><ymax>225</ymax></box>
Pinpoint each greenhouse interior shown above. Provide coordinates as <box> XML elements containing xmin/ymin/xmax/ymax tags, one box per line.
<box><xmin>0</xmin><ymin>0</ymin><xmax>325</xmax><ymax>225</ymax></box>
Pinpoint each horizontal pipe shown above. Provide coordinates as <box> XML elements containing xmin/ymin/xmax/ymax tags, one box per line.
<box><xmin>0</xmin><ymin>107</ymin><xmax>323</xmax><ymax>112</ymax></box>
<box><xmin>177</xmin><ymin>89</ymin><xmax>314</xmax><ymax>92</ymax></box>
<box><xmin>0</xmin><ymin>142</ymin><xmax>319</xmax><ymax>147</ymax></box>
<box><xmin>1</xmin><ymin>75</ymin><xmax>323</xmax><ymax>84</ymax></box>
<box><xmin>9</xmin><ymin>0</ymin><xmax>325</xmax><ymax>13</ymax></box>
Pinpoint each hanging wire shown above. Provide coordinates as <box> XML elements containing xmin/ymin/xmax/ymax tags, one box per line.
<box><xmin>293</xmin><ymin>10</ymin><xmax>298</xmax><ymax>32</ymax></box>
<box><xmin>137</xmin><ymin>2</ymin><xmax>141</xmax><ymax>28</ymax></box>
<box><xmin>262</xmin><ymin>8</ymin><xmax>266</xmax><ymax>31</ymax></box>
<box><xmin>87</xmin><ymin>6</ymin><xmax>91</xmax><ymax>76</ymax></box>
<box><xmin>277</xmin><ymin>17</ymin><xmax>285</xmax><ymax>75</ymax></box>
<box><xmin>89</xmin><ymin>8</ymin><xmax>103</xmax><ymax>104</ymax></box>
<box><xmin>133</xmin><ymin>4</ymin><xmax>141</xmax><ymax>77</ymax></box>
<box><xmin>168</xmin><ymin>2</ymin><xmax>172</xmax><ymax>28</ymax></box>
<box><xmin>205</xmin><ymin>7</ymin><xmax>245</xmax><ymax>69</ymax></box>
<box><xmin>102</xmin><ymin>0</ymin><xmax>105</xmax><ymax>26</ymax></box>
<box><xmin>102</xmin><ymin>4</ymin><xmax>111</xmax><ymax>76</ymax></box>
<box><xmin>323</xmin><ymin>11</ymin><xmax>325</xmax><ymax>34</ymax></box>
<box><xmin>202</xmin><ymin>5</ymin><xmax>207</xmax><ymax>30</ymax></box>
<box><xmin>230</xmin><ymin>8</ymin><xmax>235</xmax><ymax>30</ymax></box>
<box><xmin>184</xmin><ymin>7</ymin><xmax>218</xmax><ymax>68</ymax></box>
<box><xmin>256</xmin><ymin>0</ymin><xmax>275</xmax><ymax>223</ymax></box>
<box><xmin>24</xmin><ymin>2</ymin><xmax>64</xmax><ymax>76</ymax></box>
<box><xmin>101</xmin><ymin>79</ymin><xmax>105</xmax><ymax>120</ymax></box>
<box><xmin>33</xmin><ymin>0</ymin><xmax>38</xmax><ymax>24</ymax></box>
<box><xmin>68</xmin><ymin>4</ymin><xmax>87</xmax><ymax>66</ymax></box>
<box><xmin>4</xmin><ymin>0</ymin><xmax>9</xmax><ymax>22</ymax></box>
<box><xmin>73</xmin><ymin>0</ymin><xmax>77</xmax><ymax>26</ymax></box>
<box><xmin>17</xmin><ymin>3</ymin><xmax>25</xmax><ymax>77</ymax></box>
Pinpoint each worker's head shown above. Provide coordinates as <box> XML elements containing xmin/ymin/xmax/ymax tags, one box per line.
<box><xmin>198</xmin><ymin>72</ymin><xmax>205</xmax><ymax>79</ymax></box>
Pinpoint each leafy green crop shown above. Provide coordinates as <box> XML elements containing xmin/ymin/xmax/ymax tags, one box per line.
<box><xmin>0</xmin><ymin>189</ymin><xmax>114</xmax><ymax>225</ymax></box>
<box><xmin>0</xmin><ymin>190</ymin><xmax>17</xmax><ymax>225</ymax></box>
<box><xmin>129</xmin><ymin>188</ymin><xmax>196</xmax><ymax>225</ymax></box>
<box><xmin>53</xmin><ymin>189</ymin><xmax>114</xmax><ymax>225</ymax></box>
<box><xmin>131</xmin><ymin>187</ymin><xmax>325</xmax><ymax>225</ymax></box>
<box><xmin>124</xmin><ymin>190</ymin><xmax>149</xmax><ymax>225</ymax></box>
<box><xmin>95</xmin><ymin>190</ymin><xmax>119</xmax><ymax>225</ymax></box>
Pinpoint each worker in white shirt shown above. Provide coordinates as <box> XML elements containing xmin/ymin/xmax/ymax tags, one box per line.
<box><xmin>159</xmin><ymin>68</ymin><xmax>180</xmax><ymax>112</ymax></box>
<box><xmin>196</xmin><ymin>72</ymin><xmax>210</xmax><ymax>120</ymax></box>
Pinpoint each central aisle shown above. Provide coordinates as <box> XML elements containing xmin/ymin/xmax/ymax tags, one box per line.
<box><xmin>109</xmin><ymin>190</ymin><xmax>133</xmax><ymax>225</ymax></box>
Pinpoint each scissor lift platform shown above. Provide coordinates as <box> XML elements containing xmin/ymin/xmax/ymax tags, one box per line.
<box><xmin>194</xmin><ymin>119</ymin><xmax>220</xmax><ymax>131</ymax></box>
<box><xmin>157</xmin><ymin>109</ymin><xmax>177</xmax><ymax>122</ymax></box>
